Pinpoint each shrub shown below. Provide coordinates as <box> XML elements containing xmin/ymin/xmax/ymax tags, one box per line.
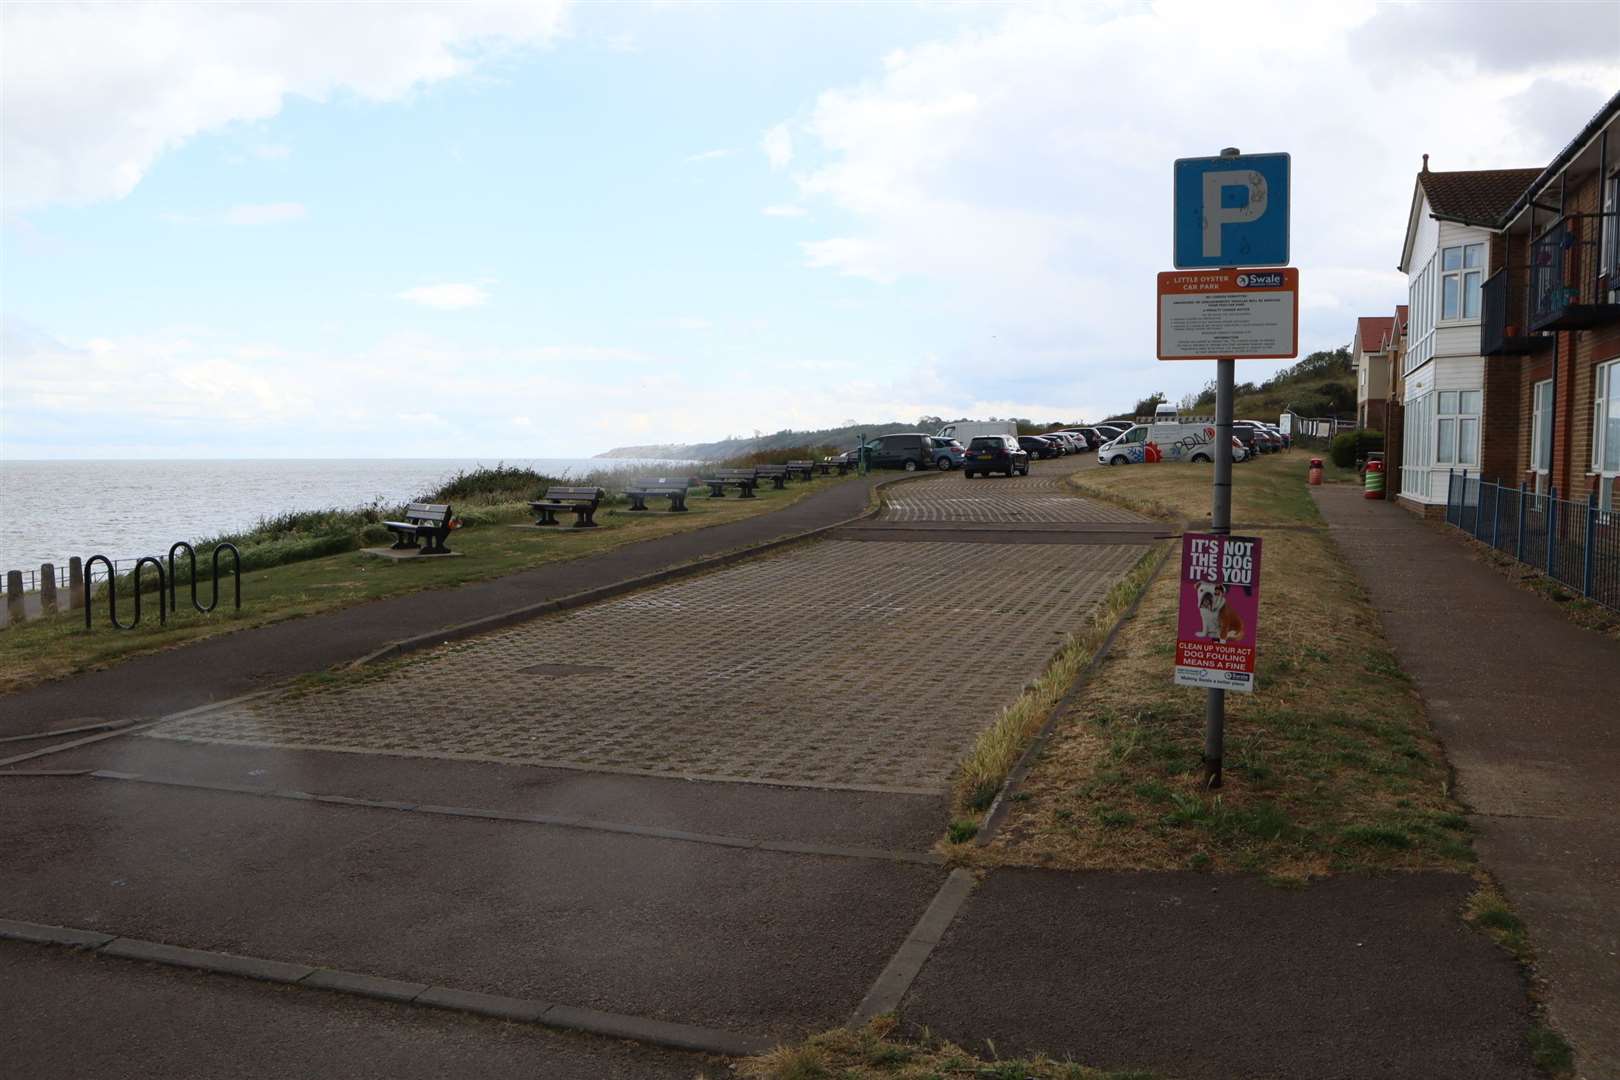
<box><xmin>1330</xmin><ymin>430</ymin><xmax>1385</xmax><ymax>469</ymax></box>
<box><xmin>422</xmin><ymin>464</ymin><xmax>558</xmax><ymax>504</ymax></box>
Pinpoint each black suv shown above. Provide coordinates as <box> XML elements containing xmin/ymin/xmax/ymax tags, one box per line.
<box><xmin>963</xmin><ymin>435</ymin><xmax>1030</xmax><ymax>477</ymax></box>
<box><xmin>864</xmin><ymin>432</ymin><xmax>935</xmax><ymax>472</ymax></box>
<box><xmin>1018</xmin><ymin>435</ymin><xmax>1061</xmax><ymax>460</ymax></box>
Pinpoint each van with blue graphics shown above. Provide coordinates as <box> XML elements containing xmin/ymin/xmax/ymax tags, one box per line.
<box><xmin>1098</xmin><ymin>420</ymin><xmax>1222</xmax><ymax>466</ymax></box>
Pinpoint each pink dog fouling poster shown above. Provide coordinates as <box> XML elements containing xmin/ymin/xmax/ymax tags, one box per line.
<box><xmin>1174</xmin><ymin>532</ymin><xmax>1263</xmax><ymax>693</ymax></box>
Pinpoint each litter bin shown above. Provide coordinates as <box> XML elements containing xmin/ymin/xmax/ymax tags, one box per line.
<box><xmin>1363</xmin><ymin>459</ymin><xmax>1385</xmax><ymax>500</ymax></box>
<box><xmin>1308</xmin><ymin>457</ymin><xmax>1324</xmax><ymax>485</ymax></box>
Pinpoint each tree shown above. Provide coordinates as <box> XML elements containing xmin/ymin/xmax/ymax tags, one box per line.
<box><xmin>1131</xmin><ymin>392</ymin><xmax>1167</xmax><ymax>417</ymax></box>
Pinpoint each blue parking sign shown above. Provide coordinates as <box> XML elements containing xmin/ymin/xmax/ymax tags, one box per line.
<box><xmin>1173</xmin><ymin>153</ymin><xmax>1290</xmax><ymax>269</ymax></box>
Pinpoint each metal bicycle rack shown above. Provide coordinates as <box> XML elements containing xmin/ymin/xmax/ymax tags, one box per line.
<box><xmin>84</xmin><ymin>542</ymin><xmax>241</xmax><ymax>631</ymax></box>
<box><xmin>83</xmin><ymin>554</ymin><xmax>167</xmax><ymax>630</ymax></box>
<box><xmin>168</xmin><ymin>541</ymin><xmax>241</xmax><ymax>614</ymax></box>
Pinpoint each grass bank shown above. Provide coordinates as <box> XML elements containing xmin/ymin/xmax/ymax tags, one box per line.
<box><xmin>981</xmin><ymin>453</ymin><xmax>1472</xmax><ymax>879</ymax></box>
<box><xmin>0</xmin><ymin>470</ymin><xmax>846</xmax><ymax>695</ymax></box>
<box><xmin>741</xmin><ymin>1019</ymin><xmax>1159</xmax><ymax>1080</ymax></box>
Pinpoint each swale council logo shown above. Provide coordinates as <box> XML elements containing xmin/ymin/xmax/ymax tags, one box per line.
<box><xmin>1235</xmin><ymin>272</ymin><xmax>1283</xmax><ymax>288</ymax></box>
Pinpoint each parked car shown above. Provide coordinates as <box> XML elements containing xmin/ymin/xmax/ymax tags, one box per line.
<box><xmin>1073</xmin><ymin>428</ymin><xmax>1106</xmax><ymax>450</ymax></box>
<box><xmin>1232</xmin><ymin>436</ymin><xmax>1249</xmax><ymax>463</ymax></box>
<box><xmin>963</xmin><ymin>435</ymin><xmax>1030</xmax><ymax>477</ymax></box>
<box><xmin>1046</xmin><ymin>431</ymin><xmax>1087</xmax><ymax>453</ymax></box>
<box><xmin>1094</xmin><ymin>423</ymin><xmax>1129</xmax><ymax>443</ymax></box>
<box><xmin>929</xmin><ymin>436</ymin><xmax>966</xmax><ymax>470</ymax></box>
<box><xmin>1229</xmin><ymin>421</ymin><xmax>1267</xmax><ymax>455</ymax></box>
<box><xmin>864</xmin><ymin>432</ymin><xmax>935</xmax><ymax>471</ymax></box>
<box><xmin>1018</xmin><ymin>435</ymin><xmax>1062</xmax><ymax>460</ymax></box>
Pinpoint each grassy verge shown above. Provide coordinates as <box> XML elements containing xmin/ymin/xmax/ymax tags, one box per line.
<box><xmin>740</xmin><ymin>1019</ymin><xmax>1160</xmax><ymax>1080</ymax></box>
<box><xmin>986</xmin><ymin>454</ymin><xmax>1472</xmax><ymax>879</ymax></box>
<box><xmin>0</xmin><ymin>474</ymin><xmax>845</xmax><ymax>695</ymax></box>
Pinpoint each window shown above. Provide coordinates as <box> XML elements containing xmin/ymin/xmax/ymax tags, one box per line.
<box><xmin>1594</xmin><ymin>360</ymin><xmax>1620</xmax><ymax>512</ymax></box>
<box><xmin>1440</xmin><ymin>243</ymin><xmax>1485</xmax><ymax>320</ymax></box>
<box><xmin>1433</xmin><ymin>389</ymin><xmax>1480</xmax><ymax>468</ymax></box>
<box><xmin>1532</xmin><ymin>379</ymin><xmax>1553</xmax><ymax>494</ymax></box>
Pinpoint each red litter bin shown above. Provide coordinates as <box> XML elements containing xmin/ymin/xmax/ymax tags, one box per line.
<box><xmin>1308</xmin><ymin>457</ymin><xmax>1324</xmax><ymax>485</ymax></box>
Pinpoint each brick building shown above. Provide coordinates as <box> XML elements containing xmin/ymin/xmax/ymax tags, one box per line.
<box><xmin>1353</xmin><ymin>314</ymin><xmax>1395</xmax><ymax>430</ymax></box>
<box><xmin>1480</xmin><ymin>91</ymin><xmax>1620</xmax><ymax>512</ymax></box>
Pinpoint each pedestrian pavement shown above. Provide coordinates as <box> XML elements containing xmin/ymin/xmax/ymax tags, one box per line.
<box><xmin>0</xmin><ymin>462</ymin><xmax>1554</xmax><ymax>1078</ymax></box>
<box><xmin>1314</xmin><ymin>484</ymin><xmax>1620</xmax><ymax>1080</ymax></box>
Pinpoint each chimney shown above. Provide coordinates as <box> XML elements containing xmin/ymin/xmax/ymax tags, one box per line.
<box><xmin>1421</xmin><ymin>153</ymin><xmax>1429</xmax><ymax>173</ymax></box>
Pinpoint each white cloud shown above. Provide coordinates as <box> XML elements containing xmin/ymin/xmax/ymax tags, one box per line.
<box><xmin>1</xmin><ymin>1</ymin><xmax>569</xmax><ymax>211</ymax></box>
<box><xmin>781</xmin><ymin>2</ymin><xmax>1620</xmax><ymax>403</ymax></box>
<box><xmin>673</xmin><ymin>316</ymin><xmax>712</xmax><ymax>331</ymax></box>
<box><xmin>762</xmin><ymin>203</ymin><xmax>808</xmax><ymax>217</ymax></box>
<box><xmin>761</xmin><ymin>122</ymin><xmax>794</xmax><ymax>170</ymax></box>
<box><xmin>398</xmin><ymin>283</ymin><xmax>491</xmax><ymax>310</ymax></box>
<box><xmin>0</xmin><ymin>319</ymin><xmax>981</xmax><ymax>459</ymax></box>
<box><xmin>685</xmin><ymin>148</ymin><xmax>736</xmax><ymax>163</ymax></box>
<box><xmin>223</xmin><ymin>202</ymin><xmax>306</xmax><ymax>226</ymax></box>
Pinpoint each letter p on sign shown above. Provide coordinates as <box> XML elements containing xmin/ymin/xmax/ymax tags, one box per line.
<box><xmin>1173</xmin><ymin>152</ymin><xmax>1289</xmax><ymax>269</ymax></box>
<box><xmin>1202</xmin><ymin>171</ymin><xmax>1267</xmax><ymax>259</ymax></box>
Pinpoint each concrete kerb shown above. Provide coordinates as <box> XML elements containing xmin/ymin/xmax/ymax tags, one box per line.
<box><xmin>974</xmin><ymin>542</ymin><xmax>1173</xmax><ymax>846</ymax></box>
<box><xmin>350</xmin><ymin>471</ymin><xmax>941</xmax><ymax>669</ymax></box>
<box><xmin>0</xmin><ymin>920</ymin><xmax>775</xmax><ymax>1058</ymax></box>
<box><xmin>847</xmin><ymin>867</ymin><xmax>977</xmax><ymax>1026</ymax></box>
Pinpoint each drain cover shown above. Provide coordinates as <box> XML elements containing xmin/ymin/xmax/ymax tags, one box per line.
<box><xmin>518</xmin><ymin>663</ymin><xmax>614</xmax><ymax>677</ymax></box>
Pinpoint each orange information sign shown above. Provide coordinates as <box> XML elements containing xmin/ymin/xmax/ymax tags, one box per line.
<box><xmin>1157</xmin><ymin>268</ymin><xmax>1299</xmax><ymax>361</ymax></box>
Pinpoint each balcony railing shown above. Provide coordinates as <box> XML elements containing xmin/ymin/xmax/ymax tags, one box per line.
<box><xmin>1528</xmin><ymin>212</ymin><xmax>1620</xmax><ymax>331</ymax></box>
<box><xmin>1480</xmin><ymin>268</ymin><xmax>1554</xmax><ymax>356</ymax></box>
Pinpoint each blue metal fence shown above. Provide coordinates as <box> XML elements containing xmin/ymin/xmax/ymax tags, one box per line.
<box><xmin>1446</xmin><ymin>470</ymin><xmax>1620</xmax><ymax>612</ymax></box>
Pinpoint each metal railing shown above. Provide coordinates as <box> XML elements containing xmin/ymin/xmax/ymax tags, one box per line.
<box><xmin>1446</xmin><ymin>470</ymin><xmax>1619</xmax><ymax>612</ymax></box>
<box><xmin>1480</xmin><ymin>268</ymin><xmax>1554</xmax><ymax>356</ymax></box>
<box><xmin>1528</xmin><ymin>212</ymin><xmax>1620</xmax><ymax>331</ymax></box>
<box><xmin>1</xmin><ymin>558</ymin><xmax>139</xmax><ymax>594</ymax></box>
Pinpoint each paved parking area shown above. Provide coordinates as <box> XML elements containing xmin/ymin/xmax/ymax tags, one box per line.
<box><xmin>881</xmin><ymin>472</ymin><xmax>1150</xmax><ymax>524</ymax></box>
<box><xmin>151</xmin><ymin>538</ymin><xmax>1143</xmax><ymax>794</ymax></box>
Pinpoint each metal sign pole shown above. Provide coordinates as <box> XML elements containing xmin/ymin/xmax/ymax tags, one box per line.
<box><xmin>1201</xmin><ymin>144</ymin><xmax>1244</xmax><ymax>790</ymax></box>
<box><xmin>1206</xmin><ymin>354</ymin><xmax>1234</xmax><ymax>789</ymax></box>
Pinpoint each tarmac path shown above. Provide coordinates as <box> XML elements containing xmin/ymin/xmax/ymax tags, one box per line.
<box><xmin>1314</xmin><ymin>484</ymin><xmax>1620</xmax><ymax>1080</ymax></box>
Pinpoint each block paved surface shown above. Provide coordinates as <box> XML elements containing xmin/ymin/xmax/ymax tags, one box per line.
<box><xmin>149</xmin><ymin>538</ymin><xmax>1144</xmax><ymax>794</ymax></box>
<box><xmin>880</xmin><ymin>471</ymin><xmax>1151</xmax><ymax>524</ymax></box>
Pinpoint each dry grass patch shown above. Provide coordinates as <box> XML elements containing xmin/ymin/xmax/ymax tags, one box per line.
<box><xmin>980</xmin><ymin>459</ymin><xmax>1471</xmax><ymax>879</ymax></box>
<box><xmin>739</xmin><ymin>1019</ymin><xmax>1161</xmax><ymax>1080</ymax></box>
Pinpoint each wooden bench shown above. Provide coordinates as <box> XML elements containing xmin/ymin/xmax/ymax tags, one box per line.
<box><xmin>755</xmin><ymin>464</ymin><xmax>788</xmax><ymax>490</ymax></box>
<box><xmin>786</xmin><ymin>460</ymin><xmax>816</xmax><ymax>482</ymax></box>
<box><xmin>528</xmin><ymin>485</ymin><xmax>604</xmax><ymax>527</ymax></box>
<box><xmin>706</xmin><ymin>469</ymin><xmax>757</xmax><ymax>498</ymax></box>
<box><xmin>818</xmin><ymin>458</ymin><xmax>854</xmax><ymax>476</ymax></box>
<box><xmin>624</xmin><ymin>478</ymin><xmax>689</xmax><ymax>513</ymax></box>
<box><xmin>382</xmin><ymin>502</ymin><xmax>454</xmax><ymax>554</ymax></box>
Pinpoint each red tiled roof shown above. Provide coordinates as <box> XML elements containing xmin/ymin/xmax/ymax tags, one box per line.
<box><xmin>1356</xmin><ymin>315</ymin><xmax>1395</xmax><ymax>354</ymax></box>
<box><xmin>1418</xmin><ymin>168</ymin><xmax>1541</xmax><ymax>226</ymax></box>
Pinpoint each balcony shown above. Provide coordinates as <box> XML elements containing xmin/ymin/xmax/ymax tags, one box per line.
<box><xmin>1528</xmin><ymin>212</ymin><xmax>1620</xmax><ymax>332</ymax></box>
<box><xmin>1480</xmin><ymin>269</ymin><xmax>1554</xmax><ymax>356</ymax></box>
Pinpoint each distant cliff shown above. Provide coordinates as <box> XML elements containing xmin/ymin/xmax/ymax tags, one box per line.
<box><xmin>596</xmin><ymin>422</ymin><xmax>915</xmax><ymax>462</ymax></box>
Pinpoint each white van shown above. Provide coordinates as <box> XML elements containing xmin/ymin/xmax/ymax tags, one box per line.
<box><xmin>1153</xmin><ymin>403</ymin><xmax>1179</xmax><ymax>423</ymax></box>
<box><xmin>1098</xmin><ymin>421</ymin><xmax>1224</xmax><ymax>465</ymax></box>
<box><xmin>936</xmin><ymin>420</ymin><xmax>1020</xmax><ymax>445</ymax></box>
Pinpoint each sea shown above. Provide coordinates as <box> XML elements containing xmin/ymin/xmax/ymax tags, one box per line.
<box><xmin>0</xmin><ymin>457</ymin><xmax>691</xmax><ymax>575</ymax></box>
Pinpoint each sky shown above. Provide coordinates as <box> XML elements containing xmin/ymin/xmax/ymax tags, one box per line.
<box><xmin>3</xmin><ymin>0</ymin><xmax>1618</xmax><ymax>459</ymax></box>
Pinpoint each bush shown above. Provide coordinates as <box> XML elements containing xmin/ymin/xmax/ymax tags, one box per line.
<box><xmin>1330</xmin><ymin>430</ymin><xmax>1385</xmax><ymax>469</ymax></box>
<box><xmin>422</xmin><ymin>464</ymin><xmax>558</xmax><ymax>504</ymax></box>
